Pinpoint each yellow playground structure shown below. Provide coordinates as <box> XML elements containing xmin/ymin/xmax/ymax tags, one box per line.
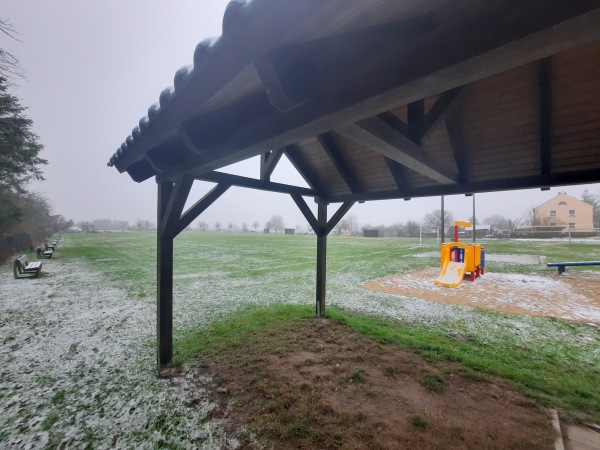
<box><xmin>434</xmin><ymin>221</ymin><xmax>485</xmax><ymax>288</ymax></box>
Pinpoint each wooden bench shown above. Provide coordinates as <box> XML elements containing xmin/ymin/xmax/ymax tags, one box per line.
<box><xmin>44</xmin><ymin>239</ymin><xmax>57</xmax><ymax>250</ymax></box>
<box><xmin>547</xmin><ymin>261</ymin><xmax>600</xmax><ymax>274</ymax></box>
<box><xmin>37</xmin><ymin>245</ymin><xmax>53</xmax><ymax>259</ymax></box>
<box><xmin>13</xmin><ymin>255</ymin><xmax>42</xmax><ymax>279</ymax></box>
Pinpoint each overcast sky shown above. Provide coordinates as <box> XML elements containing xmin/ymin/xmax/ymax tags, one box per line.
<box><xmin>3</xmin><ymin>1</ymin><xmax>599</xmax><ymax>230</ymax></box>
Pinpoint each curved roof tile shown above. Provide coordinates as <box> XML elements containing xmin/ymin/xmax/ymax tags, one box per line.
<box><xmin>108</xmin><ymin>0</ymin><xmax>250</xmax><ymax>166</ymax></box>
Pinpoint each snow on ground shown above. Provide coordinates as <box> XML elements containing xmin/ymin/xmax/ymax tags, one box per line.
<box><xmin>375</xmin><ymin>269</ymin><xmax>600</xmax><ymax>325</ymax></box>
<box><xmin>0</xmin><ymin>258</ymin><xmax>234</xmax><ymax>449</ymax></box>
<box><xmin>414</xmin><ymin>251</ymin><xmax>545</xmax><ymax>264</ymax></box>
<box><xmin>2</xmin><ymin>241</ymin><xmax>599</xmax><ymax>448</ymax></box>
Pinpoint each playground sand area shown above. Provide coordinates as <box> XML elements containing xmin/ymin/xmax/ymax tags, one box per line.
<box><xmin>362</xmin><ymin>267</ymin><xmax>600</xmax><ymax>326</ymax></box>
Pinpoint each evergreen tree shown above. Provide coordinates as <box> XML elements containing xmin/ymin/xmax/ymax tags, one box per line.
<box><xmin>0</xmin><ymin>76</ymin><xmax>47</xmax><ymax>192</ymax></box>
<box><xmin>0</xmin><ymin>76</ymin><xmax>47</xmax><ymax>233</ymax></box>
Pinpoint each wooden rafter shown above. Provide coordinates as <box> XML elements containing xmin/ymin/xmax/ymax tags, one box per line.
<box><xmin>196</xmin><ymin>170</ymin><xmax>314</xmax><ymax>196</ymax></box>
<box><xmin>260</xmin><ymin>149</ymin><xmax>284</xmax><ymax>181</ymax></box>
<box><xmin>174</xmin><ymin>183</ymin><xmax>231</xmax><ymax>236</ymax></box>
<box><xmin>325</xmin><ymin>168</ymin><xmax>600</xmax><ymax>203</ymax></box>
<box><xmin>161</xmin><ymin>175</ymin><xmax>194</xmax><ymax>238</ymax></box>
<box><xmin>255</xmin><ymin>54</ymin><xmax>301</xmax><ymax>112</ymax></box>
<box><xmin>177</xmin><ymin>125</ymin><xmax>203</xmax><ymax>155</ymax></box>
<box><xmin>317</xmin><ymin>133</ymin><xmax>362</xmax><ymax>193</ymax></box>
<box><xmin>121</xmin><ymin>4</ymin><xmax>600</xmax><ymax>182</ymax></box>
<box><xmin>323</xmin><ymin>201</ymin><xmax>355</xmax><ymax>236</ymax></box>
<box><xmin>445</xmin><ymin>114</ymin><xmax>470</xmax><ymax>184</ymax></box>
<box><xmin>407</xmin><ymin>100</ymin><xmax>425</xmax><ymax>143</ymax></box>
<box><xmin>421</xmin><ymin>86</ymin><xmax>468</xmax><ymax>144</ymax></box>
<box><xmin>539</xmin><ymin>57</ymin><xmax>552</xmax><ymax>176</ymax></box>
<box><xmin>284</xmin><ymin>144</ymin><xmax>327</xmax><ymax>193</ymax></box>
<box><xmin>290</xmin><ymin>193</ymin><xmax>318</xmax><ymax>233</ymax></box>
<box><xmin>385</xmin><ymin>158</ymin><xmax>410</xmax><ymax>191</ymax></box>
<box><xmin>338</xmin><ymin>117</ymin><xmax>458</xmax><ymax>184</ymax></box>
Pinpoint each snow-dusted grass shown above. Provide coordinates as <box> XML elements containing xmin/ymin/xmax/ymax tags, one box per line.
<box><xmin>0</xmin><ymin>238</ymin><xmax>234</xmax><ymax>449</ymax></box>
<box><xmin>1</xmin><ymin>232</ymin><xmax>599</xmax><ymax>447</ymax></box>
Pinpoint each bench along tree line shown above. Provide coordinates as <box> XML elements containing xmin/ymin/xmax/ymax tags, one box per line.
<box><xmin>0</xmin><ymin>30</ymin><xmax>71</xmax><ymax>262</ymax></box>
<box><xmin>13</xmin><ymin>235</ymin><xmax>61</xmax><ymax>279</ymax></box>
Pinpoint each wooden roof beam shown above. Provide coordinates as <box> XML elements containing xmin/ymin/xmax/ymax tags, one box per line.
<box><xmin>174</xmin><ymin>183</ymin><xmax>231</xmax><ymax>236</ymax></box>
<box><xmin>260</xmin><ymin>148</ymin><xmax>284</xmax><ymax>181</ymax></box>
<box><xmin>421</xmin><ymin>86</ymin><xmax>468</xmax><ymax>144</ymax></box>
<box><xmin>338</xmin><ymin>116</ymin><xmax>458</xmax><ymax>184</ymax></box>
<box><xmin>324</xmin><ymin>168</ymin><xmax>600</xmax><ymax>203</ymax></box>
<box><xmin>317</xmin><ymin>133</ymin><xmax>363</xmax><ymax>194</ymax></box>
<box><xmin>323</xmin><ymin>201</ymin><xmax>355</xmax><ymax>236</ymax></box>
<box><xmin>153</xmin><ymin>3</ymin><xmax>600</xmax><ymax>182</ymax></box>
<box><xmin>255</xmin><ymin>54</ymin><xmax>304</xmax><ymax>112</ymax></box>
<box><xmin>539</xmin><ymin>58</ymin><xmax>552</xmax><ymax>176</ymax></box>
<box><xmin>196</xmin><ymin>170</ymin><xmax>315</xmax><ymax>196</ymax></box>
<box><xmin>113</xmin><ymin>1</ymin><xmax>327</xmax><ymax>172</ymax></box>
<box><xmin>407</xmin><ymin>100</ymin><xmax>425</xmax><ymax>143</ymax></box>
<box><xmin>161</xmin><ymin>174</ymin><xmax>194</xmax><ymax>238</ymax></box>
<box><xmin>291</xmin><ymin>194</ymin><xmax>355</xmax><ymax>236</ymax></box>
<box><xmin>385</xmin><ymin>158</ymin><xmax>410</xmax><ymax>191</ymax></box>
<box><xmin>290</xmin><ymin>193</ymin><xmax>318</xmax><ymax>233</ymax></box>
<box><xmin>445</xmin><ymin>114</ymin><xmax>470</xmax><ymax>184</ymax></box>
<box><xmin>284</xmin><ymin>144</ymin><xmax>328</xmax><ymax>194</ymax></box>
<box><xmin>177</xmin><ymin>125</ymin><xmax>204</xmax><ymax>155</ymax></box>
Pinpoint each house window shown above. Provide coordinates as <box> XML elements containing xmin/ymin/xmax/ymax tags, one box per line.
<box><xmin>569</xmin><ymin>210</ymin><xmax>576</xmax><ymax>217</ymax></box>
<box><xmin>569</xmin><ymin>223</ymin><xmax>575</xmax><ymax>229</ymax></box>
<box><xmin>550</xmin><ymin>210</ymin><xmax>556</xmax><ymax>217</ymax></box>
<box><xmin>558</xmin><ymin>201</ymin><xmax>567</xmax><ymax>205</ymax></box>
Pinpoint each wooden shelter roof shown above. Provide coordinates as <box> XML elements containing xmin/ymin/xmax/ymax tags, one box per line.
<box><xmin>108</xmin><ymin>0</ymin><xmax>600</xmax><ymax>201</ymax></box>
<box><xmin>109</xmin><ymin>0</ymin><xmax>600</xmax><ymax>368</ymax></box>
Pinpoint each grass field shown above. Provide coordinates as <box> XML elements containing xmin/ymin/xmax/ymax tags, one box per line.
<box><xmin>2</xmin><ymin>231</ymin><xmax>599</xmax><ymax>448</ymax></box>
<box><xmin>64</xmin><ymin>232</ymin><xmax>600</xmax><ymax>412</ymax></box>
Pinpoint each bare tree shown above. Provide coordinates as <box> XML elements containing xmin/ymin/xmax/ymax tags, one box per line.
<box><xmin>346</xmin><ymin>214</ymin><xmax>359</xmax><ymax>234</ymax></box>
<box><xmin>483</xmin><ymin>214</ymin><xmax>510</xmax><ymax>230</ymax></box>
<box><xmin>0</xmin><ymin>19</ymin><xmax>23</xmax><ymax>81</ymax></box>
<box><xmin>197</xmin><ymin>221</ymin><xmax>208</xmax><ymax>231</ymax></box>
<box><xmin>214</xmin><ymin>221</ymin><xmax>221</xmax><ymax>232</ymax></box>
<box><xmin>252</xmin><ymin>221</ymin><xmax>259</xmax><ymax>231</ymax></box>
<box><xmin>423</xmin><ymin>209</ymin><xmax>454</xmax><ymax>234</ymax></box>
<box><xmin>77</xmin><ymin>221</ymin><xmax>95</xmax><ymax>233</ymax></box>
<box><xmin>405</xmin><ymin>220</ymin><xmax>421</xmax><ymax>238</ymax></box>
<box><xmin>242</xmin><ymin>222</ymin><xmax>249</xmax><ymax>232</ymax></box>
<box><xmin>228</xmin><ymin>221</ymin><xmax>234</xmax><ymax>232</ymax></box>
<box><xmin>520</xmin><ymin>205</ymin><xmax>539</xmax><ymax>228</ymax></box>
<box><xmin>267</xmin><ymin>214</ymin><xmax>284</xmax><ymax>233</ymax></box>
<box><xmin>135</xmin><ymin>218</ymin><xmax>150</xmax><ymax>232</ymax></box>
<box><xmin>334</xmin><ymin>217</ymin><xmax>350</xmax><ymax>235</ymax></box>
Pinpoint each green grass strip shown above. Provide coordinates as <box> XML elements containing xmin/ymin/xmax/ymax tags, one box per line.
<box><xmin>327</xmin><ymin>307</ymin><xmax>600</xmax><ymax>422</ymax></box>
<box><xmin>175</xmin><ymin>304</ymin><xmax>600</xmax><ymax>422</ymax></box>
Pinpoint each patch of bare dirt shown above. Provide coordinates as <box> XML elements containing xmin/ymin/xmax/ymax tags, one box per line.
<box><xmin>362</xmin><ymin>268</ymin><xmax>600</xmax><ymax>325</ymax></box>
<box><xmin>194</xmin><ymin>318</ymin><xmax>554</xmax><ymax>449</ymax></box>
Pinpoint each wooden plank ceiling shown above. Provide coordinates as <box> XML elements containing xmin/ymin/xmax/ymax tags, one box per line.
<box><xmin>108</xmin><ymin>0</ymin><xmax>600</xmax><ymax>202</ymax></box>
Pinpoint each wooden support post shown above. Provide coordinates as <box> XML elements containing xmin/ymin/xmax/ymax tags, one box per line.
<box><xmin>157</xmin><ymin>181</ymin><xmax>174</xmax><ymax>368</ymax></box>
<box><xmin>290</xmin><ymin>195</ymin><xmax>354</xmax><ymax>317</ymax></box>
<box><xmin>316</xmin><ymin>201</ymin><xmax>327</xmax><ymax>316</ymax></box>
<box><xmin>441</xmin><ymin>195</ymin><xmax>445</xmax><ymax>244</ymax></box>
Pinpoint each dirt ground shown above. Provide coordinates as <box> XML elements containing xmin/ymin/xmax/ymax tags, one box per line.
<box><xmin>194</xmin><ymin>318</ymin><xmax>555</xmax><ymax>449</ymax></box>
<box><xmin>362</xmin><ymin>267</ymin><xmax>600</xmax><ymax>326</ymax></box>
